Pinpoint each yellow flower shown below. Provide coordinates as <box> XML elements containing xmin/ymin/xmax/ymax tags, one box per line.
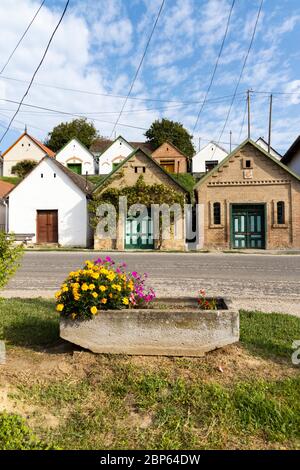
<box><xmin>90</xmin><ymin>306</ymin><xmax>98</xmax><ymax>315</ymax></box>
<box><xmin>101</xmin><ymin>298</ymin><xmax>107</xmax><ymax>304</ymax></box>
<box><xmin>100</xmin><ymin>268</ymin><xmax>108</xmax><ymax>275</ymax></box>
<box><xmin>106</xmin><ymin>271</ymin><xmax>116</xmax><ymax>281</ymax></box>
<box><xmin>91</xmin><ymin>272</ymin><xmax>99</xmax><ymax>280</ymax></box>
<box><xmin>62</xmin><ymin>286</ymin><xmax>69</xmax><ymax>292</ymax></box>
<box><xmin>92</xmin><ymin>292</ymin><xmax>98</xmax><ymax>298</ymax></box>
<box><xmin>99</xmin><ymin>285</ymin><xmax>106</xmax><ymax>292</ymax></box>
<box><xmin>109</xmin><ymin>293</ymin><xmax>113</xmax><ymax>298</ymax></box>
<box><xmin>81</xmin><ymin>283</ymin><xmax>89</xmax><ymax>291</ymax></box>
<box><xmin>56</xmin><ymin>304</ymin><xmax>64</xmax><ymax>312</ymax></box>
<box><xmin>55</xmin><ymin>290</ymin><xmax>62</xmax><ymax>299</ymax></box>
<box><xmin>128</xmin><ymin>281</ymin><xmax>134</xmax><ymax>291</ymax></box>
<box><xmin>85</xmin><ymin>260</ymin><xmax>94</xmax><ymax>269</ymax></box>
<box><xmin>89</xmin><ymin>284</ymin><xmax>95</xmax><ymax>290</ymax></box>
<box><xmin>122</xmin><ymin>297</ymin><xmax>129</xmax><ymax>305</ymax></box>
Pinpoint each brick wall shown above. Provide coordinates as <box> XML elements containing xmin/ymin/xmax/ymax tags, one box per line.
<box><xmin>151</xmin><ymin>142</ymin><xmax>188</xmax><ymax>173</ymax></box>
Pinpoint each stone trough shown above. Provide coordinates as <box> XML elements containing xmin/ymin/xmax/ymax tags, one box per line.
<box><xmin>60</xmin><ymin>297</ymin><xmax>239</xmax><ymax>357</ymax></box>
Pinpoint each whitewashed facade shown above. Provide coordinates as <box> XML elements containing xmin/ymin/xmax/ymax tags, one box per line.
<box><xmin>192</xmin><ymin>142</ymin><xmax>228</xmax><ymax>174</ymax></box>
<box><xmin>256</xmin><ymin>137</ymin><xmax>282</xmax><ymax>160</ymax></box>
<box><xmin>1</xmin><ymin>132</ymin><xmax>55</xmax><ymax>177</ymax></box>
<box><xmin>7</xmin><ymin>157</ymin><xmax>92</xmax><ymax>247</ymax></box>
<box><xmin>55</xmin><ymin>137</ymin><xmax>96</xmax><ymax>175</ymax></box>
<box><xmin>281</xmin><ymin>136</ymin><xmax>300</xmax><ymax>176</ymax></box>
<box><xmin>98</xmin><ymin>136</ymin><xmax>134</xmax><ymax>174</ymax></box>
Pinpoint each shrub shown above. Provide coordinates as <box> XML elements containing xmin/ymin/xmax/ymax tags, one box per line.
<box><xmin>0</xmin><ymin>412</ymin><xmax>56</xmax><ymax>450</ymax></box>
<box><xmin>0</xmin><ymin>232</ymin><xmax>24</xmax><ymax>289</ymax></box>
<box><xmin>11</xmin><ymin>159</ymin><xmax>37</xmax><ymax>178</ymax></box>
<box><xmin>55</xmin><ymin>256</ymin><xmax>155</xmax><ymax>320</ymax></box>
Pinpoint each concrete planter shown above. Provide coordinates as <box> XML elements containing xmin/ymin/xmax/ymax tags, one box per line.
<box><xmin>60</xmin><ymin>298</ymin><xmax>239</xmax><ymax>357</ymax></box>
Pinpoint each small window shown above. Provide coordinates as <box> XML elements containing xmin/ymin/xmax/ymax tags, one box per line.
<box><xmin>213</xmin><ymin>202</ymin><xmax>221</xmax><ymax>225</ymax></box>
<box><xmin>134</xmin><ymin>166</ymin><xmax>146</xmax><ymax>173</ymax></box>
<box><xmin>41</xmin><ymin>173</ymin><xmax>43</xmax><ymax>178</ymax></box>
<box><xmin>245</xmin><ymin>160</ymin><xmax>251</xmax><ymax>168</ymax></box>
<box><xmin>277</xmin><ymin>201</ymin><xmax>285</xmax><ymax>224</ymax></box>
<box><xmin>205</xmin><ymin>160</ymin><xmax>218</xmax><ymax>172</ymax></box>
<box><xmin>54</xmin><ymin>173</ymin><xmax>56</xmax><ymax>178</ymax></box>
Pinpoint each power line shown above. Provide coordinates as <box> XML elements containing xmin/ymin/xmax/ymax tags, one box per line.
<box><xmin>193</xmin><ymin>0</ymin><xmax>235</xmax><ymax>134</ymax></box>
<box><xmin>0</xmin><ymin>0</ymin><xmax>70</xmax><ymax>144</ymax></box>
<box><xmin>0</xmin><ymin>0</ymin><xmax>46</xmax><ymax>75</ymax></box>
<box><xmin>214</xmin><ymin>0</ymin><xmax>264</xmax><ymax>146</ymax></box>
<box><xmin>109</xmin><ymin>0</ymin><xmax>165</xmax><ymax>138</ymax></box>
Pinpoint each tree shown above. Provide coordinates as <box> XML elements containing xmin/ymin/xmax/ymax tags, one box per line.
<box><xmin>45</xmin><ymin>118</ymin><xmax>100</xmax><ymax>152</ymax></box>
<box><xmin>0</xmin><ymin>232</ymin><xmax>24</xmax><ymax>289</ymax></box>
<box><xmin>145</xmin><ymin>118</ymin><xmax>195</xmax><ymax>158</ymax></box>
<box><xmin>11</xmin><ymin>160</ymin><xmax>37</xmax><ymax>178</ymax></box>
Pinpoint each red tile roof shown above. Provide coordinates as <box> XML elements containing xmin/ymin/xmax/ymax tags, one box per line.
<box><xmin>1</xmin><ymin>132</ymin><xmax>55</xmax><ymax>158</ymax></box>
<box><xmin>0</xmin><ymin>180</ymin><xmax>15</xmax><ymax>197</ymax></box>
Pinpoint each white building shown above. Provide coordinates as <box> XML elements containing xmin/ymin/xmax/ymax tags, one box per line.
<box><xmin>6</xmin><ymin>157</ymin><xmax>93</xmax><ymax>247</ymax></box>
<box><xmin>192</xmin><ymin>142</ymin><xmax>228</xmax><ymax>174</ymax></box>
<box><xmin>55</xmin><ymin>137</ymin><xmax>97</xmax><ymax>175</ymax></box>
<box><xmin>97</xmin><ymin>136</ymin><xmax>135</xmax><ymax>175</ymax></box>
<box><xmin>281</xmin><ymin>135</ymin><xmax>300</xmax><ymax>175</ymax></box>
<box><xmin>1</xmin><ymin>131</ymin><xmax>55</xmax><ymax>177</ymax></box>
<box><xmin>256</xmin><ymin>137</ymin><xmax>282</xmax><ymax>160</ymax></box>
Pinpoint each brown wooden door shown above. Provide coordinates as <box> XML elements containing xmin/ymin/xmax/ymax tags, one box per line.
<box><xmin>37</xmin><ymin>210</ymin><xmax>58</xmax><ymax>243</ymax></box>
<box><xmin>160</xmin><ymin>161</ymin><xmax>175</xmax><ymax>173</ymax></box>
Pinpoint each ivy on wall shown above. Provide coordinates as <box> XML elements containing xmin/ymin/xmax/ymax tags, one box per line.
<box><xmin>89</xmin><ymin>175</ymin><xmax>186</xmax><ymax>229</ymax></box>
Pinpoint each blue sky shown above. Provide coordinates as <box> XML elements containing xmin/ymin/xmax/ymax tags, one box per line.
<box><xmin>0</xmin><ymin>0</ymin><xmax>300</xmax><ymax>155</ymax></box>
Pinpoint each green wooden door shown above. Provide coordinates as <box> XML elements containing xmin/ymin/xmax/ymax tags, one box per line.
<box><xmin>231</xmin><ymin>205</ymin><xmax>265</xmax><ymax>249</ymax></box>
<box><xmin>125</xmin><ymin>212</ymin><xmax>154</xmax><ymax>249</ymax></box>
<box><xmin>67</xmin><ymin>163</ymin><xmax>82</xmax><ymax>174</ymax></box>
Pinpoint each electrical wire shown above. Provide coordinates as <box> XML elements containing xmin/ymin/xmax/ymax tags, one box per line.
<box><xmin>0</xmin><ymin>0</ymin><xmax>70</xmax><ymax>144</ymax></box>
<box><xmin>109</xmin><ymin>0</ymin><xmax>165</xmax><ymax>138</ymax></box>
<box><xmin>0</xmin><ymin>0</ymin><xmax>46</xmax><ymax>75</ymax></box>
<box><xmin>193</xmin><ymin>0</ymin><xmax>235</xmax><ymax>134</ymax></box>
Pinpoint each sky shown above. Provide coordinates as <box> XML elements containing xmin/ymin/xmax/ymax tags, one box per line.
<box><xmin>0</xmin><ymin>0</ymin><xmax>300</xmax><ymax>155</ymax></box>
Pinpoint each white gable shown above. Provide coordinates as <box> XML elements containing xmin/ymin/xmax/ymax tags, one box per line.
<box><xmin>98</xmin><ymin>136</ymin><xmax>134</xmax><ymax>174</ymax></box>
<box><xmin>192</xmin><ymin>142</ymin><xmax>228</xmax><ymax>173</ymax></box>
<box><xmin>8</xmin><ymin>158</ymin><xmax>89</xmax><ymax>246</ymax></box>
<box><xmin>55</xmin><ymin>138</ymin><xmax>96</xmax><ymax>175</ymax></box>
<box><xmin>2</xmin><ymin>134</ymin><xmax>47</xmax><ymax>177</ymax></box>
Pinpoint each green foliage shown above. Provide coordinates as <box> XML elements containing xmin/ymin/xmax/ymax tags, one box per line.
<box><xmin>240</xmin><ymin>310</ymin><xmax>300</xmax><ymax>359</ymax></box>
<box><xmin>11</xmin><ymin>159</ymin><xmax>37</xmax><ymax>178</ymax></box>
<box><xmin>145</xmin><ymin>118</ymin><xmax>195</xmax><ymax>158</ymax></box>
<box><xmin>90</xmin><ymin>175</ymin><xmax>185</xmax><ymax>230</ymax></box>
<box><xmin>0</xmin><ymin>412</ymin><xmax>56</xmax><ymax>450</ymax></box>
<box><xmin>45</xmin><ymin>118</ymin><xmax>100</xmax><ymax>152</ymax></box>
<box><xmin>87</xmin><ymin>175</ymin><xmax>106</xmax><ymax>186</ymax></box>
<box><xmin>0</xmin><ymin>176</ymin><xmax>21</xmax><ymax>185</ymax></box>
<box><xmin>0</xmin><ymin>233</ymin><xmax>23</xmax><ymax>290</ymax></box>
<box><xmin>171</xmin><ymin>172</ymin><xmax>196</xmax><ymax>193</ymax></box>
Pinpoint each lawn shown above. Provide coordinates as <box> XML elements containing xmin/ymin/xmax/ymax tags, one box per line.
<box><xmin>0</xmin><ymin>298</ymin><xmax>299</xmax><ymax>450</ymax></box>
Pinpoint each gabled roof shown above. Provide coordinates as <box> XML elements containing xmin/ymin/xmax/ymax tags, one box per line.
<box><xmin>93</xmin><ymin>147</ymin><xmax>189</xmax><ymax>194</ymax></box>
<box><xmin>5</xmin><ymin>156</ymin><xmax>93</xmax><ymax>198</ymax></box>
<box><xmin>281</xmin><ymin>135</ymin><xmax>300</xmax><ymax>164</ymax></box>
<box><xmin>152</xmin><ymin>140</ymin><xmax>188</xmax><ymax>158</ymax></box>
<box><xmin>0</xmin><ymin>180</ymin><xmax>15</xmax><ymax>197</ymax></box>
<box><xmin>95</xmin><ymin>135</ymin><xmax>135</xmax><ymax>159</ymax></box>
<box><xmin>194</xmin><ymin>141</ymin><xmax>228</xmax><ymax>157</ymax></box>
<box><xmin>1</xmin><ymin>131</ymin><xmax>55</xmax><ymax>158</ymax></box>
<box><xmin>55</xmin><ymin>136</ymin><xmax>96</xmax><ymax>159</ymax></box>
<box><xmin>90</xmin><ymin>136</ymin><xmax>155</xmax><ymax>155</ymax></box>
<box><xmin>194</xmin><ymin>138</ymin><xmax>300</xmax><ymax>190</ymax></box>
<box><xmin>256</xmin><ymin>137</ymin><xmax>282</xmax><ymax>158</ymax></box>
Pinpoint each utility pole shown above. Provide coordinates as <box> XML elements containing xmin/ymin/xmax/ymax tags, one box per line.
<box><xmin>268</xmin><ymin>94</ymin><xmax>273</xmax><ymax>153</ymax></box>
<box><xmin>229</xmin><ymin>130</ymin><xmax>232</xmax><ymax>152</ymax></box>
<box><xmin>198</xmin><ymin>137</ymin><xmax>201</xmax><ymax>152</ymax></box>
<box><xmin>247</xmin><ymin>90</ymin><xmax>251</xmax><ymax>139</ymax></box>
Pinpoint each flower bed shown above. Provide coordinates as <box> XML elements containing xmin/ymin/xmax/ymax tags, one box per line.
<box><xmin>57</xmin><ymin>260</ymin><xmax>239</xmax><ymax>357</ymax></box>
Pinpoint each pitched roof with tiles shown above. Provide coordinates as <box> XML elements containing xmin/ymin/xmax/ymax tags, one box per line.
<box><xmin>1</xmin><ymin>132</ymin><xmax>55</xmax><ymax>158</ymax></box>
<box><xmin>0</xmin><ymin>180</ymin><xmax>15</xmax><ymax>197</ymax></box>
<box><xmin>5</xmin><ymin>156</ymin><xmax>93</xmax><ymax>198</ymax></box>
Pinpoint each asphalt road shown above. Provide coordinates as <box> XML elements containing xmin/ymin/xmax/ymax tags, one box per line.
<box><xmin>3</xmin><ymin>251</ymin><xmax>300</xmax><ymax>315</ymax></box>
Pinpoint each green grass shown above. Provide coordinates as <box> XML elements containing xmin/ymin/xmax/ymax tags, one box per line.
<box><xmin>1</xmin><ymin>299</ymin><xmax>300</xmax><ymax>449</ymax></box>
<box><xmin>0</xmin><ymin>298</ymin><xmax>58</xmax><ymax>348</ymax></box>
<box><xmin>0</xmin><ymin>412</ymin><xmax>57</xmax><ymax>450</ymax></box>
<box><xmin>240</xmin><ymin>310</ymin><xmax>300</xmax><ymax>360</ymax></box>
<box><xmin>0</xmin><ymin>176</ymin><xmax>21</xmax><ymax>185</ymax></box>
<box><xmin>170</xmin><ymin>173</ymin><xmax>196</xmax><ymax>193</ymax></box>
<box><xmin>87</xmin><ymin>175</ymin><xmax>106</xmax><ymax>186</ymax></box>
